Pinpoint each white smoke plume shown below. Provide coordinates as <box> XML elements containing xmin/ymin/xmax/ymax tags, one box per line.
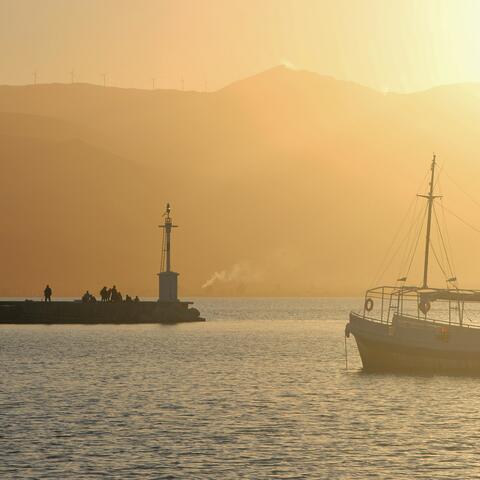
<box><xmin>201</xmin><ymin>261</ymin><xmax>263</xmax><ymax>289</ymax></box>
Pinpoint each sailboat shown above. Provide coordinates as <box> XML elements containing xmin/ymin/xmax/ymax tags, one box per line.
<box><xmin>346</xmin><ymin>156</ymin><xmax>480</xmax><ymax>374</ymax></box>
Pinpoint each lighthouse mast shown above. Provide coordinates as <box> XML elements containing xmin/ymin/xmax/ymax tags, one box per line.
<box><xmin>158</xmin><ymin>203</ymin><xmax>179</xmax><ymax>301</ymax></box>
<box><xmin>161</xmin><ymin>203</ymin><xmax>177</xmax><ymax>272</ymax></box>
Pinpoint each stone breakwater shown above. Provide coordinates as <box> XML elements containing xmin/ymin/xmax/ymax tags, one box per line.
<box><xmin>0</xmin><ymin>300</ymin><xmax>204</xmax><ymax>324</ymax></box>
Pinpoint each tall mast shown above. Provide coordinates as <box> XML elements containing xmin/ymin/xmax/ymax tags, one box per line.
<box><xmin>420</xmin><ymin>155</ymin><xmax>438</xmax><ymax>289</ymax></box>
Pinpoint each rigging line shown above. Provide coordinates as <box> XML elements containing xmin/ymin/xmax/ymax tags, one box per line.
<box><xmin>436</xmin><ymin>215</ymin><xmax>454</xmax><ymax>280</ymax></box>
<box><xmin>395</xmin><ymin>204</ymin><xmax>423</xmax><ymax>283</ymax></box>
<box><xmin>437</xmin><ymin>178</ymin><xmax>458</xmax><ymax>277</ymax></box>
<box><xmin>464</xmin><ymin>312</ymin><xmax>474</xmax><ymax>325</ymax></box>
<box><xmin>430</xmin><ymin>241</ymin><xmax>449</xmax><ymax>281</ymax></box>
<box><xmin>431</xmin><ymin>226</ymin><xmax>448</xmax><ymax>278</ymax></box>
<box><xmin>395</xmin><ymin>165</ymin><xmax>440</xmax><ymax>280</ymax></box>
<box><xmin>463</xmin><ymin>308</ymin><xmax>479</xmax><ymax>325</ymax></box>
<box><xmin>443</xmin><ymin>169</ymin><xmax>480</xmax><ymax>211</ymax></box>
<box><xmin>369</xmin><ymin>166</ymin><xmax>434</xmax><ymax>287</ymax></box>
<box><xmin>369</xmin><ymin>194</ymin><xmax>419</xmax><ymax>287</ymax></box>
<box><xmin>416</xmin><ymin>167</ymin><xmax>431</xmax><ymax>192</ymax></box>
<box><xmin>390</xmin><ymin>167</ymin><xmax>433</xmax><ymax>283</ymax></box>
<box><xmin>404</xmin><ymin>203</ymin><xmax>427</xmax><ymax>278</ymax></box>
<box><xmin>433</xmin><ymin>160</ymin><xmax>445</xmax><ymax>190</ymax></box>
<box><xmin>388</xmin><ymin>202</ymin><xmax>422</xmax><ymax>283</ymax></box>
<box><xmin>442</xmin><ymin>204</ymin><xmax>480</xmax><ymax>234</ymax></box>
<box><xmin>433</xmin><ymin>204</ymin><xmax>455</xmax><ymax>279</ymax></box>
<box><xmin>396</xmin><ymin>203</ymin><xmax>427</xmax><ymax>280</ymax></box>
<box><xmin>404</xmin><ymin>207</ymin><xmax>428</xmax><ymax>281</ymax></box>
<box><xmin>374</xmin><ymin>218</ymin><xmax>415</xmax><ymax>287</ymax></box>
<box><xmin>391</xmin><ymin>201</ymin><xmax>425</xmax><ymax>283</ymax></box>
<box><xmin>441</xmin><ymin>199</ymin><xmax>457</xmax><ymax>275</ymax></box>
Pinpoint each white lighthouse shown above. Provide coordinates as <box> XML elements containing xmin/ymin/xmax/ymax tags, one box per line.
<box><xmin>158</xmin><ymin>203</ymin><xmax>179</xmax><ymax>302</ymax></box>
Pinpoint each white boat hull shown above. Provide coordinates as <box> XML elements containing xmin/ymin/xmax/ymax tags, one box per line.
<box><xmin>348</xmin><ymin>312</ymin><xmax>480</xmax><ymax>374</ymax></box>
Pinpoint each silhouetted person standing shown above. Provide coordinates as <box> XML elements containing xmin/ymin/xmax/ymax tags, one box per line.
<box><xmin>100</xmin><ymin>286</ymin><xmax>108</xmax><ymax>302</ymax></box>
<box><xmin>44</xmin><ymin>285</ymin><xmax>52</xmax><ymax>302</ymax></box>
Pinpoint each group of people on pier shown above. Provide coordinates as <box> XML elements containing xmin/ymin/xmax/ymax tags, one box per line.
<box><xmin>43</xmin><ymin>284</ymin><xmax>139</xmax><ymax>303</ymax></box>
<box><xmin>83</xmin><ymin>286</ymin><xmax>140</xmax><ymax>303</ymax></box>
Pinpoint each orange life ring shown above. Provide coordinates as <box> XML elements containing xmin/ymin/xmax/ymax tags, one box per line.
<box><xmin>365</xmin><ymin>298</ymin><xmax>374</xmax><ymax>312</ymax></box>
<box><xmin>437</xmin><ymin>326</ymin><xmax>449</xmax><ymax>342</ymax></box>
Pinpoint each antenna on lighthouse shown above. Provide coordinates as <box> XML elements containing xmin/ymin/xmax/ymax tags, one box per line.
<box><xmin>158</xmin><ymin>203</ymin><xmax>179</xmax><ymax>302</ymax></box>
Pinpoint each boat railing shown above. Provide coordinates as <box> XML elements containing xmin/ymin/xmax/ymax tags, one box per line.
<box><xmin>354</xmin><ymin>310</ymin><xmax>480</xmax><ymax>329</ymax></box>
<box><xmin>359</xmin><ymin>285</ymin><xmax>480</xmax><ymax>328</ymax></box>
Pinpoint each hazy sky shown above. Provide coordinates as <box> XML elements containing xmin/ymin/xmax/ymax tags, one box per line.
<box><xmin>2</xmin><ymin>0</ymin><xmax>480</xmax><ymax>92</ymax></box>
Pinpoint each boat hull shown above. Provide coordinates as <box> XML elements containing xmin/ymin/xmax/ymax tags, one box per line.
<box><xmin>348</xmin><ymin>312</ymin><xmax>480</xmax><ymax>374</ymax></box>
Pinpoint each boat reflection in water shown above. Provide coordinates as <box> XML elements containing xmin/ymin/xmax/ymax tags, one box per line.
<box><xmin>346</xmin><ymin>156</ymin><xmax>480</xmax><ymax>374</ymax></box>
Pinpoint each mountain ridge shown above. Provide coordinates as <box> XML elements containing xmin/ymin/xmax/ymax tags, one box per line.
<box><xmin>4</xmin><ymin>65</ymin><xmax>480</xmax><ymax>95</ymax></box>
<box><xmin>2</xmin><ymin>66</ymin><xmax>480</xmax><ymax>296</ymax></box>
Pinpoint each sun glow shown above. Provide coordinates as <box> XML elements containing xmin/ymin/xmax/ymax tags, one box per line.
<box><xmin>2</xmin><ymin>1</ymin><xmax>480</xmax><ymax>92</ymax></box>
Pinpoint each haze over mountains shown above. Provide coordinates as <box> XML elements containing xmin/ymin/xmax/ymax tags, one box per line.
<box><xmin>2</xmin><ymin>66</ymin><xmax>480</xmax><ymax>297</ymax></box>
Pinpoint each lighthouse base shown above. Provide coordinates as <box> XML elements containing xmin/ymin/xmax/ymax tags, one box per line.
<box><xmin>158</xmin><ymin>271</ymin><xmax>179</xmax><ymax>301</ymax></box>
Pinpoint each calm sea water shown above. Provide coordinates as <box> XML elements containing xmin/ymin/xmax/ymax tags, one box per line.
<box><xmin>2</xmin><ymin>298</ymin><xmax>480</xmax><ymax>479</ymax></box>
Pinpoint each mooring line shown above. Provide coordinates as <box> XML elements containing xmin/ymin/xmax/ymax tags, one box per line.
<box><xmin>344</xmin><ymin>335</ymin><xmax>348</xmax><ymax>370</ymax></box>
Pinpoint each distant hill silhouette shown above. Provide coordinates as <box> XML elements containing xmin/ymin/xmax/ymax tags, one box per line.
<box><xmin>2</xmin><ymin>66</ymin><xmax>480</xmax><ymax>296</ymax></box>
